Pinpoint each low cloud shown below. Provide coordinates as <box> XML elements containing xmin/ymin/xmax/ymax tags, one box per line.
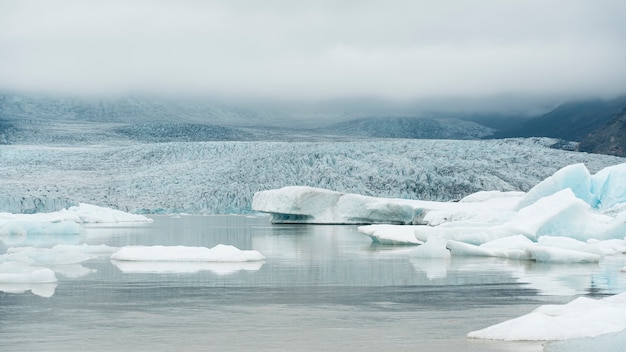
<box><xmin>1</xmin><ymin>0</ymin><xmax>625</xmax><ymax>111</ymax></box>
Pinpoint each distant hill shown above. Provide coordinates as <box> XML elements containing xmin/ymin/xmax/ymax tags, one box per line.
<box><xmin>494</xmin><ymin>96</ymin><xmax>626</xmax><ymax>141</ymax></box>
<box><xmin>578</xmin><ymin>109</ymin><xmax>626</xmax><ymax>157</ymax></box>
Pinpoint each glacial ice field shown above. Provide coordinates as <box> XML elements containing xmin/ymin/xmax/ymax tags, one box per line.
<box><xmin>0</xmin><ymin>137</ymin><xmax>623</xmax><ymax>214</ymax></box>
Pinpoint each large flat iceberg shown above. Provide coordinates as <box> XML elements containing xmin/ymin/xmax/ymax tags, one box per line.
<box><xmin>110</xmin><ymin>244</ymin><xmax>266</xmax><ymax>262</ymax></box>
<box><xmin>252</xmin><ymin>186</ymin><xmax>521</xmax><ymax>225</ymax></box>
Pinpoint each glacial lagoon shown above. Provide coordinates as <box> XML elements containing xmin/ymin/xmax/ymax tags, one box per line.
<box><xmin>3</xmin><ymin>215</ymin><xmax>626</xmax><ymax>352</ymax></box>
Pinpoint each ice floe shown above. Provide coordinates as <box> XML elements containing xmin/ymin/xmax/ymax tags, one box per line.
<box><xmin>0</xmin><ymin>203</ymin><xmax>152</xmax><ymax>239</ymax></box>
<box><xmin>0</xmin><ymin>244</ymin><xmax>119</xmax><ymax>296</ymax></box>
<box><xmin>110</xmin><ymin>244</ymin><xmax>265</xmax><ymax>262</ymax></box>
<box><xmin>468</xmin><ymin>292</ymin><xmax>626</xmax><ymax>341</ymax></box>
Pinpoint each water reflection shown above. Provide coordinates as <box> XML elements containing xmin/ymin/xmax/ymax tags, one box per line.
<box><xmin>111</xmin><ymin>260</ymin><xmax>264</xmax><ymax>275</ymax></box>
<box><xmin>0</xmin><ymin>283</ymin><xmax>57</xmax><ymax>297</ymax></box>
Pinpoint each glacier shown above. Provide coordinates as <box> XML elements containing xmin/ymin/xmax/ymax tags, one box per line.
<box><xmin>1</xmin><ymin>138</ymin><xmax>624</xmax><ymax>214</ymax></box>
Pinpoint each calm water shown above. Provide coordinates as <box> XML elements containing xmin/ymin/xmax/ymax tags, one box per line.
<box><xmin>2</xmin><ymin>215</ymin><xmax>626</xmax><ymax>352</ymax></box>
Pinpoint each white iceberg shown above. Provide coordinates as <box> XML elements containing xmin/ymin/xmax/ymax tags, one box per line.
<box><xmin>252</xmin><ymin>186</ymin><xmax>426</xmax><ymax>224</ymax></box>
<box><xmin>468</xmin><ymin>292</ymin><xmax>626</xmax><ymax>341</ymax></box>
<box><xmin>110</xmin><ymin>244</ymin><xmax>266</xmax><ymax>262</ymax></box>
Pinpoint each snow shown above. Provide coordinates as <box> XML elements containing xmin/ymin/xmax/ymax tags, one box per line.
<box><xmin>110</xmin><ymin>244</ymin><xmax>266</xmax><ymax>262</ymax></box>
<box><xmin>467</xmin><ymin>293</ymin><xmax>626</xmax><ymax>341</ymax></box>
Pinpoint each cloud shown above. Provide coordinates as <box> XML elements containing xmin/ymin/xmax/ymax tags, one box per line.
<box><xmin>1</xmin><ymin>0</ymin><xmax>625</xmax><ymax>106</ymax></box>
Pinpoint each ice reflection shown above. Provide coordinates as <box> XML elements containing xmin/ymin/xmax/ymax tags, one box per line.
<box><xmin>365</xmin><ymin>241</ymin><xmax>626</xmax><ymax>296</ymax></box>
<box><xmin>409</xmin><ymin>257</ymin><xmax>451</xmax><ymax>280</ymax></box>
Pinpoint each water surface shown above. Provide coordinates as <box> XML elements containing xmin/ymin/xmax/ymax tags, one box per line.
<box><xmin>2</xmin><ymin>215</ymin><xmax>626</xmax><ymax>351</ymax></box>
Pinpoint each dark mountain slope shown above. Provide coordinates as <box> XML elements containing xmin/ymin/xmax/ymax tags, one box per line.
<box><xmin>578</xmin><ymin>109</ymin><xmax>626</xmax><ymax>157</ymax></box>
<box><xmin>494</xmin><ymin>96</ymin><xmax>626</xmax><ymax>141</ymax></box>
<box><xmin>317</xmin><ymin>116</ymin><xmax>495</xmax><ymax>140</ymax></box>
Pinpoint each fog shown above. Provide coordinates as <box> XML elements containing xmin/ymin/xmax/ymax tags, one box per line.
<box><xmin>1</xmin><ymin>0</ymin><xmax>625</xmax><ymax>113</ymax></box>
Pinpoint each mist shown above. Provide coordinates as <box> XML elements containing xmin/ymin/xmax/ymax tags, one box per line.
<box><xmin>1</xmin><ymin>0</ymin><xmax>626</xmax><ymax>114</ymax></box>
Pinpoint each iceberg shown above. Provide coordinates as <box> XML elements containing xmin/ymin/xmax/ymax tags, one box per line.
<box><xmin>515</xmin><ymin>163</ymin><xmax>595</xmax><ymax>209</ymax></box>
<box><xmin>110</xmin><ymin>244</ymin><xmax>266</xmax><ymax>262</ymax></box>
<box><xmin>468</xmin><ymin>292</ymin><xmax>626</xmax><ymax>341</ymax></box>
<box><xmin>252</xmin><ymin>186</ymin><xmax>425</xmax><ymax>224</ymax></box>
<box><xmin>346</xmin><ymin>162</ymin><xmax>626</xmax><ymax>265</ymax></box>
<box><xmin>252</xmin><ymin>186</ymin><xmax>521</xmax><ymax>225</ymax></box>
<box><xmin>0</xmin><ymin>203</ymin><xmax>152</xmax><ymax>239</ymax></box>
<box><xmin>517</xmin><ymin>162</ymin><xmax>626</xmax><ymax>211</ymax></box>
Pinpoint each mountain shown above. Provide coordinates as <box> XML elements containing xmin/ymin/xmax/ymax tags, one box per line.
<box><xmin>494</xmin><ymin>96</ymin><xmax>626</xmax><ymax>141</ymax></box>
<box><xmin>315</xmin><ymin>116</ymin><xmax>495</xmax><ymax>140</ymax></box>
<box><xmin>578</xmin><ymin>109</ymin><xmax>626</xmax><ymax>157</ymax></box>
<box><xmin>0</xmin><ymin>92</ymin><xmax>499</xmax><ymax>143</ymax></box>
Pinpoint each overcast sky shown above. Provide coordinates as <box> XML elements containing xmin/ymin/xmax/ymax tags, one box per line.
<box><xmin>1</xmin><ymin>0</ymin><xmax>626</xmax><ymax>111</ymax></box>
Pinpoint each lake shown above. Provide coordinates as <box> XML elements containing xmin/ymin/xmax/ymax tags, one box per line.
<box><xmin>2</xmin><ymin>215</ymin><xmax>626</xmax><ymax>351</ymax></box>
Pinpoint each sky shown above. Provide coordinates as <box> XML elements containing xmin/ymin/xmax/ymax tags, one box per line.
<box><xmin>1</xmin><ymin>0</ymin><xmax>626</xmax><ymax>113</ymax></box>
